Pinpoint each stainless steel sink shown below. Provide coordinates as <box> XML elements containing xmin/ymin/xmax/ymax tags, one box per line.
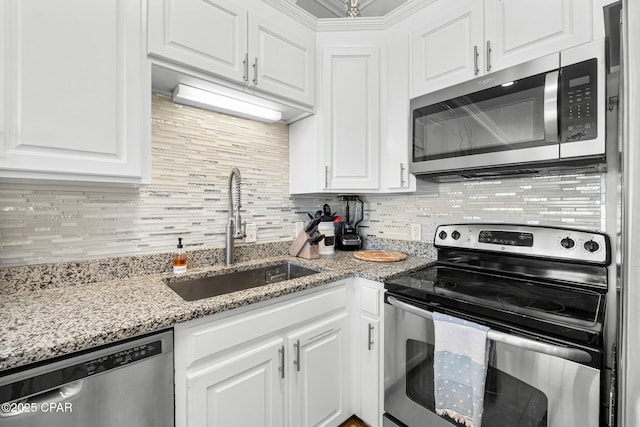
<box><xmin>166</xmin><ymin>262</ymin><xmax>322</xmax><ymax>301</ymax></box>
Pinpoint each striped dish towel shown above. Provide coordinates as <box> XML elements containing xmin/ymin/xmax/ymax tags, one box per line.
<box><xmin>433</xmin><ymin>312</ymin><xmax>490</xmax><ymax>427</ymax></box>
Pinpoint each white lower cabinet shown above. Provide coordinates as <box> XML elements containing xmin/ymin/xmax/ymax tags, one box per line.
<box><xmin>174</xmin><ymin>279</ymin><xmax>384</xmax><ymax>427</ymax></box>
<box><xmin>287</xmin><ymin>313</ymin><xmax>349</xmax><ymax>427</ymax></box>
<box><xmin>359</xmin><ymin>315</ymin><xmax>380</xmax><ymax>425</ymax></box>
<box><xmin>352</xmin><ymin>279</ymin><xmax>384</xmax><ymax>427</ymax></box>
<box><xmin>186</xmin><ymin>338</ymin><xmax>285</xmax><ymax>427</ymax></box>
<box><xmin>174</xmin><ymin>282</ymin><xmax>357</xmax><ymax>427</ymax></box>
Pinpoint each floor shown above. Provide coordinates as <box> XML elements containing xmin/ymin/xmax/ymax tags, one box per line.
<box><xmin>339</xmin><ymin>415</ymin><xmax>369</xmax><ymax>427</ymax></box>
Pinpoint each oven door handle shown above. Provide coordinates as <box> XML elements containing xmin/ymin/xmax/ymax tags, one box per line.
<box><xmin>387</xmin><ymin>296</ymin><xmax>592</xmax><ymax>364</ymax></box>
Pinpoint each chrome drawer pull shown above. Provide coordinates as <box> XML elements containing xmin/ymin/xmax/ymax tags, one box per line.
<box><xmin>278</xmin><ymin>345</ymin><xmax>285</xmax><ymax>379</ymax></box>
<box><xmin>293</xmin><ymin>339</ymin><xmax>301</xmax><ymax>372</ymax></box>
<box><xmin>473</xmin><ymin>45</ymin><xmax>479</xmax><ymax>75</ymax></box>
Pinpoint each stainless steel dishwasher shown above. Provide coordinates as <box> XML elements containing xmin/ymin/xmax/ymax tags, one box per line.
<box><xmin>0</xmin><ymin>329</ymin><xmax>173</xmax><ymax>427</ymax></box>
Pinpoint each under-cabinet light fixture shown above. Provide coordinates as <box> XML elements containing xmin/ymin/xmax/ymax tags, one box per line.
<box><xmin>172</xmin><ymin>84</ymin><xmax>282</xmax><ymax>123</ymax></box>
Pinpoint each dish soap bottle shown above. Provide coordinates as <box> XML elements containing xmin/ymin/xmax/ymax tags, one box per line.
<box><xmin>173</xmin><ymin>238</ymin><xmax>187</xmax><ymax>274</ymax></box>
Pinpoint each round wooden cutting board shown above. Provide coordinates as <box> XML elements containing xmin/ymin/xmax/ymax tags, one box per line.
<box><xmin>353</xmin><ymin>250</ymin><xmax>408</xmax><ymax>262</ymax></box>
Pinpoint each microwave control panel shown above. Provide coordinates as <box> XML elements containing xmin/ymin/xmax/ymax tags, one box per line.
<box><xmin>560</xmin><ymin>58</ymin><xmax>598</xmax><ymax>143</ymax></box>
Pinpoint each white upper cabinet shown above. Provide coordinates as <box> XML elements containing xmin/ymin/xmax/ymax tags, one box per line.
<box><xmin>383</xmin><ymin>33</ymin><xmax>416</xmax><ymax>192</ymax></box>
<box><xmin>148</xmin><ymin>0</ymin><xmax>248</xmax><ymax>83</ymax></box>
<box><xmin>148</xmin><ymin>0</ymin><xmax>315</xmax><ymax>107</ymax></box>
<box><xmin>289</xmin><ymin>46</ymin><xmax>381</xmax><ymax>194</ymax></box>
<box><xmin>484</xmin><ymin>0</ymin><xmax>592</xmax><ymax>72</ymax></box>
<box><xmin>411</xmin><ymin>0</ymin><xmax>484</xmax><ymax>97</ymax></box>
<box><xmin>249</xmin><ymin>16</ymin><xmax>315</xmax><ymax>106</ymax></box>
<box><xmin>323</xmin><ymin>47</ymin><xmax>380</xmax><ymax>191</ymax></box>
<box><xmin>0</xmin><ymin>0</ymin><xmax>150</xmax><ymax>184</ymax></box>
<box><xmin>411</xmin><ymin>0</ymin><xmax>592</xmax><ymax>97</ymax></box>
<box><xmin>289</xmin><ymin>34</ymin><xmax>416</xmax><ymax>194</ymax></box>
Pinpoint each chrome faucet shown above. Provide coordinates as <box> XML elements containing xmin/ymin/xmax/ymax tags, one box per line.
<box><xmin>226</xmin><ymin>167</ymin><xmax>245</xmax><ymax>266</ymax></box>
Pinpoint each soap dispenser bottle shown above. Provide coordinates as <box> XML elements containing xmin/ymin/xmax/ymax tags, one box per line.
<box><xmin>173</xmin><ymin>238</ymin><xmax>187</xmax><ymax>274</ymax></box>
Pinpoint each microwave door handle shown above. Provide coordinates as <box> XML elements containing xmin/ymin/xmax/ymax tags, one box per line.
<box><xmin>543</xmin><ymin>70</ymin><xmax>560</xmax><ymax>143</ymax></box>
<box><xmin>387</xmin><ymin>296</ymin><xmax>592</xmax><ymax>364</ymax></box>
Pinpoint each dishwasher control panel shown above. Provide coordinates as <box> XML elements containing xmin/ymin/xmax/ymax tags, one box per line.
<box><xmin>85</xmin><ymin>340</ymin><xmax>162</xmax><ymax>375</ymax></box>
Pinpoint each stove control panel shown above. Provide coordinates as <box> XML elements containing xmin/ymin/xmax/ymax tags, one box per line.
<box><xmin>434</xmin><ymin>223</ymin><xmax>610</xmax><ymax>265</ymax></box>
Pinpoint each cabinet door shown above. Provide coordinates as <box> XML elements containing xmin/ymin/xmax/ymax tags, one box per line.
<box><xmin>354</xmin><ymin>279</ymin><xmax>383</xmax><ymax>427</ymax></box>
<box><xmin>0</xmin><ymin>0</ymin><xmax>149</xmax><ymax>184</ymax></box>
<box><xmin>323</xmin><ymin>47</ymin><xmax>380</xmax><ymax>190</ymax></box>
<box><xmin>288</xmin><ymin>312</ymin><xmax>350</xmax><ymax>427</ymax></box>
<box><xmin>484</xmin><ymin>0</ymin><xmax>592</xmax><ymax>72</ymax></box>
<box><xmin>186</xmin><ymin>338</ymin><xmax>285</xmax><ymax>427</ymax></box>
<box><xmin>383</xmin><ymin>34</ymin><xmax>415</xmax><ymax>192</ymax></box>
<box><xmin>248</xmin><ymin>16</ymin><xmax>314</xmax><ymax>106</ymax></box>
<box><xmin>411</xmin><ymin>0</ymin><xmax>483</xmax><ymax>97</ymax></box>
<box><xmin>148</xmin><ymin>0</ymin><xmax>248</xmax><ymax>84</ymax></box>
<box><xmin>360</xmin><ymin>316</ymin><xmax>380</xmax><ymax>427</ymax></box>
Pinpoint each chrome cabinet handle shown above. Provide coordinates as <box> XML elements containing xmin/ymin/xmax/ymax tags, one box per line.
<box><xmin>386</xmin><ymin>296</ymin><xmax>592</xmax><ymax>364</ymax></box>
<box><xmin>486</xmin><ymin>40</ymin><xmax>492</xmax><ymax>72</ymax></box>
<box><xmin>243</xmin><ymin>53</ymin><xmax>248</xmax><ymax>83</ymax></box>
<box><xmin>543</xmin><ymin>70</ymin><xmax>559</xmax><ymax>143</ymax></box>
<box><xmin>368</xmin><ymin>323</ymin><xmax>375</xmax><ymax>351</ymax></box>
<box><xmin>278</xmin><ymin>345</ymin><xmax>285</xmax><ymax>379</ymax></box>
<box><xmin>293</xmin><ymin>339</ymin><xmax>301</xmax><ymax>372</ymax></box>
<box><xmin>400</xmin><ymin>163</ymin><xmax>406</xmax><ymax>187</ymax></box>
<box><xmin>473</xmin><ymin>45</ymin><xmax>479</xmax><ymax>75</ymax></box>
<box><xmin>252</xmin><ymin>57</ymin><xmax>258</xmax><ymax>85</ymax></box>
<box><xmin>324</xmin><ymin>166</ymin><xmax>329</xmax><ymax>189</ymax></box>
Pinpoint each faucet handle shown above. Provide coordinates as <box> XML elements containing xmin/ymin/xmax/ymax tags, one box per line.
<box><xmin>235</xmin><ymin>222</ymin><xmax>246</xmax><ymax>239</ymax></box>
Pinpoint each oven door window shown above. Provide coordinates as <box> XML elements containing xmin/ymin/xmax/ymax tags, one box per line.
<box><xmin>406</xmin><ymin>339</ymin><xmax>548</xmax><ymax>427</ymax></box>
<box><xmin>412</xmin><ymin>72</ymin><xmax>549</xmax><ymax>162</ymax></box>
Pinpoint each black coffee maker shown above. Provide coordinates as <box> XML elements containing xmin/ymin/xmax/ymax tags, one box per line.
<box><xmin>336</xmin><ymin>195</ymin><xmax>363</xmax><ymax>251</ymax></box>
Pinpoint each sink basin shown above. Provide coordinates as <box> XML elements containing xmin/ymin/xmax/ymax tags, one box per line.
<box><xmin>166</xmin><ymin>262</ymin><xmax>322</xmax><ymax>301</ymax></box>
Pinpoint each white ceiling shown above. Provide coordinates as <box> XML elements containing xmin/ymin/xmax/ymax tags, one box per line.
<box><xmin>295</xmin><ymin>0</ymin><xmax>408</xmax><ymax>18</ymax></box>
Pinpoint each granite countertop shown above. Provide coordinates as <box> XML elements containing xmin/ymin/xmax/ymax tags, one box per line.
<box><xmin>0</xmin><ymin>251</ymin><xmax>435</xmax><ymax>372</ymax></box>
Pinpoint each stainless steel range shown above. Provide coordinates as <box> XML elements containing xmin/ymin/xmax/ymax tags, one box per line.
<box><xmin>383</xmin><ymin>223</ymin><xmax>611</xmax><ymax>427</ymax></box>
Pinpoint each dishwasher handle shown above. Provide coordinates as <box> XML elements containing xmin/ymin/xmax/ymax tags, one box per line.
<box><xmin>387</xmin><ymin>296</ymin><xmax>592</xmax><ymax>364</ymax></box>
<box><xmin>0</xmin><ymin>380</ymin><xmax>84</xmax><ymax>418</ymax></box>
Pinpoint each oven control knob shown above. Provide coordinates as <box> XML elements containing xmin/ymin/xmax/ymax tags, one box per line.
<box><xmin>560</xmin><ymin>237</ymin><xmax>575</xmax><ymax>249</ymax></box>
<box><xmin>451</xmin><ymin>230</ymin><xmax>461</xmax><ymax>240</ymax></box>
<box><xmin>584</xmin><ymin>240</ymin><xmax>600</xmax><ymax>253</ymax></box>
<box><xmin>438</xmin><ymin>231</ymin><xmax>448</xmax><ymax>240</ymax></box>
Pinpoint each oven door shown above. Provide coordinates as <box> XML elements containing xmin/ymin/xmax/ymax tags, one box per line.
<box><xmin>384</xmin><ymin>297</ymin><xmax>600</xmax><ymax>427</ymax></box>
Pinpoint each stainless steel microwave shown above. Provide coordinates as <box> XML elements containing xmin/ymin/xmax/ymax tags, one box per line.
<box><xmin>410</xmin><ymin>39</ymin><xmax>606</xmax><ymax>178</ymax></box>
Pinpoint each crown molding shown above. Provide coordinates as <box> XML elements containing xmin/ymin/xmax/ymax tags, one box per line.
<box><xmin>265</xmin><ymin>0</ymin><xmax>435</xmax><ymax>32</ymax></box>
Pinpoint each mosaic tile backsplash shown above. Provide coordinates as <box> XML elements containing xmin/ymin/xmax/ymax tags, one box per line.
<box><xmin>360</xmin><ymin>172</ymin><xmax>605</xmax><ymax>242</ymax></box>
<box><xmin>0</xmin><ymin>93</ymin><xmax>604</xmax><ymax>267</ymax></box>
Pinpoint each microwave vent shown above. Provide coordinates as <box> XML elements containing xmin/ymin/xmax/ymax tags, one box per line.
<box><xmin>460</xmin><ymin>169</ymin><xmax>540</xmax><ymax>180</ymax></box>
<box><xmin>416</xmin><ymin>161</ymin><xmax>606</xmax><ymax>183</ymax></box>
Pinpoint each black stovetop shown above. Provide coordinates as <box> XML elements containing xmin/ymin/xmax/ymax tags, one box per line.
<box><xmin>385</xmin><ymin>263</ymin><xmax>606</xmax><ymax>347</ymax></box>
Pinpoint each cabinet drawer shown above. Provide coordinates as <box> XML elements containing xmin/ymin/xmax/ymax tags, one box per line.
<box><xmin>361</xmin><ymin>286</ymin><xmax>381</xmax><ymax>317</ymax></box>
<box><xmin>182</xmin><ymin>284</ymin><xmax>348</xmax><ymax>368</ymax></box>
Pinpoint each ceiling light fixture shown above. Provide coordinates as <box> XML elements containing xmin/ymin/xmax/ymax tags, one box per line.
<box><xmin>171</xmin><ymin>84</ymin><xmax>282</xmax><ymax>123</ymax></box>
<box><xmin>346</xmin><ymin>0</ymin><xmax>361</xmax><ymax>17</ymax></box>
